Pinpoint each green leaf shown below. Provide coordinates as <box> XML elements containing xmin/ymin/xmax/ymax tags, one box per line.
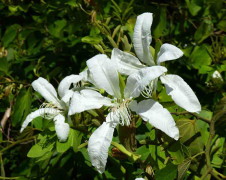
<box><xmin>0</xmin><ymin>58</ymin><xmax>9</xmax><ymax>74</ymax></box>
<box><xmin>153</xmin><ymin>7</ymin><xmax>167</xmax><ymax>38</ymax></box>
<box><xmin>217</xmin><ymin>19</ymin><xmax>226</xmax><ymax>31</ymax></box>
<box><xmin>190</xmin><ymin>45</ymin><xmax>212</xmax><ymax>70</ymax></box>
<box><xmin>57</xmin><ymin>139</ymin><xmax>71</xmax><ymax>153</ymax></box>
<box><xmin>214</xmin><ymin>97</ymin><xmax>226</xmax><ymax>137</ymax></box>
<box><xmin>178</xmin><ymin>158</ymin><xmax>191</xmax><ymax>180</ymax></box>
<box><xmin>177</xmin><ymin>118</ymin><xmax>204</xmax><ymax>154</ymax></box>
<box><xmin>155</xmin><ymin>163</ymin><xmax>178</xmax><ymax>180</ymax></box>
<box><xmin>27</xmin><ymin>133</ymin><xmax>55</xmax><ymax>158</ymax></box>
<box><xmin>81</xmin><ymin>36</ymin><xmax>102</xmax><ymax>45</ymax></box>
<box><xmin>185</xmin><ymin>0</ymin><xmax>202</xmax><ymax>16</ymax></box>
<box><xmin>136</xmin><ymin>145</ymin><xmax>149</xmax><ymax>161</ymax></box>
<box><xmin>2</xmin><ymin>24</ymin><xmax>21</xmax><ymax>47</ymax></box>
<box><xmin>12</xmin><ymin>88</ymin><xmax>32</xmax><ymax>126</ymax></box>
<box><xmin>211</xmin><ymin>137</ymin><xmax>225</xmax><ymax>168</ymax></box>
<box><xmin>48</xmin><ymin>19</ymin><xmax>67</xmax><ymax>38</ymax></box>
<box><xmin>177</xmin><ymin>118</ymin><xmax>196</xmax><ymax>142</ymax></box>
<box><xmin>56</xmin><ymin>128</ymin><xmax>82</xmax><ymax>153</ymax></box>
<box><xmin>194</xmin><ymin>22</ymin><xmax>213</xmax><ymax>43</ymax></box>
<box><xmin>70</xmin><ymin>129</ymin><xmax>83</xmax><ymax>152</ymax></box>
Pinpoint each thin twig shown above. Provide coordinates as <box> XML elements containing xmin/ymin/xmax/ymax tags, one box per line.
<box><xmin>0</xmin><ymin>136</ymin><xmax>36</xmax><ymax>153</ymax></box>
<box><xmin>171</xmin><ymin>111</ymin><xmax>211</xmax><ymax>124</ymax></box>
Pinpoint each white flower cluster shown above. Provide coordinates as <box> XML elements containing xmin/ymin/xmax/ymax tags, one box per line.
<box><xmin>21</xmin><ymin>12</ymin><xmax>201</xmax><ymax>174</ymax></box>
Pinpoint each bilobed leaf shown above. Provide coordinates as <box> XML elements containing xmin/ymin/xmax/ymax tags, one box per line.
<box><xmin>12</xmin><ymin>88</ymin><xmax>32</xmax><ymax>126</ymax></box>
<box><xmin>155</xmin><ymin>163</ymin><xmax>177</xmax><ymax>180</ymax></box>
<box><xmin>177</xmin><ymin>118</ymin><xmax>196</xmax><ymax>142</ymax></box>
<box><xmin>177</xmin><ymin>118</ymin><xmax>204</xmax><ymax>154</ymax></box>
<box><xmin>178</xmin><ymin>158</ymin><xmax>191</xmax><ymax>180</ymax></box>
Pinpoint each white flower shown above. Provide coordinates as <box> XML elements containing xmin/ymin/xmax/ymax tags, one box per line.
<box><xmin>113</xmin><ymin>12</ymin><xmax>201</xmax><ymax>113</ymax></box>
<box><xmin>20</xmin><ymin>75</ymin><xmax>83</xmax><ymax>142</ymax></box>
<box><xmin>71</xmin><ymin>54</ymin><xmax>179</xmax><ymax>173</ymax></box>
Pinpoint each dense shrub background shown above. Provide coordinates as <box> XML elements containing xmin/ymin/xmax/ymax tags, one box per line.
<box><xmin>0</xmin><ymin>0</ymin><xmax>225</xmax><ymax>179</ymax></box>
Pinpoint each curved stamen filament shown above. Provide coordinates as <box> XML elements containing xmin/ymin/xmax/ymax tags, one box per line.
<box><xmin>110</xmin><ymin>99</ymin><xmax>132</xmax><ymax>126</ymax></box>
<box><xmin>39</xmin><ymin>103</ymin><xmax>61</xmax><ymax>119</ymax></box>
<box><xmin>141</xmin><ymin>79</ymin><xmax>158</xmax><ymax>98</ymax></box>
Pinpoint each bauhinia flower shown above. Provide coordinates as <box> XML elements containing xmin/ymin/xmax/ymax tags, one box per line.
<box><xmin>113</xmin><ymin>12</ymin><xmax>201</xmax><ymax>113</ymax></box>
<box><xmin>70</xmin><ymin>54</ymin><xmax>179</xmax><ymax>173</ymax></box>
<box><xmin>20</xmin><ymin>75</ymin><xmax>83</xmax><ymax>142</ymax></box>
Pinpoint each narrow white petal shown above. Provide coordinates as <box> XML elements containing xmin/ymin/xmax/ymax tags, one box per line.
<box><xmin>20</xmin><ymin>108</ymin><xmax>60</xmax><ymax>132</ymax></box>
<box><xmin>88</xmin><ymin>122</ymin><xmax>115</xmax><ymax>173</ymax></box>
<box><xmin>58</xmin><ymin>75</ymin><xmax>82</xmax><ymax>98</ymax></box>
<box><xmin>54</xmin><ymin>114</ymin><xmax>70</xmax><ymax>142</ymax></box>
<box><xmin>157</xmin><ymin>43</ymin><xmax>183</xmax><ymax>64</ymax></box>
<box><xmin>68</xmin><ymin>89</ymin><xmax>113</xmax><ymax>115</ymax></box>
<box><xmin>111</xmin><ymin>48</ymin><xmax>146</xmax><ymax>75</ymax></box>
<box><xmin>124</xmin><ymin>66</ymin><xmax>167</xmax><ymax>98</ymax></box>
<box><xmin>32</xmin><ymin>77</ymin><xmax>62</xmax><ymax>108</ymax></box>
<box><xmin>160</xmin><ymin>75</ymin><xmax>201</xmax><ymax>113</ymax></box>
<box><xmin>133</xmin><ymin>13</ymin><xmax>154</xmax><ymax>65</ymax></box>
<box><xmin>86</xmin><ymin>54</ymin><xmax>121</xmax><ymax>98</ymax></box>
<box><xmin>134</xmin><ymin>99</ymin><xmax>179</xmax><ymax>140</ymax></box>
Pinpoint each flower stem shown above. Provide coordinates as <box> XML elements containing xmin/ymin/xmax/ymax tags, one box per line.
<box><xmin>118</xmin><ymin>118</ymin><xmax>136</xmax><ymax>152</ymax></box>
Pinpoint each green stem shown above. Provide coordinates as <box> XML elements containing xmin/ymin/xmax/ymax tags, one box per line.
<box><xmin>78</xmin><ymin>142</ymin><xmax>88</xmax><ymax>149</ymax></box>
<box><xmin>200</xmin><ymin>114</ymin><xmax>218</xmax><ymax>179</ymax></box>
<box><xmin>0</xmin><ymin>136</ymin><xmax>36</xmax><ymax>153</ymax></box>
<box><xmin>0</xmin><ymin>177</ymin><xmax>19</xmax><ymax>179</ymax></box>
<box><xmin>171</xmin><ymin>111</ymin><xmax>211</xmax><ymax>124</ymax></box>
<box><xmin>111</xmin><ymin>141</ymin><xmax>140</xmax><ymax>162</ymax></box>
<box><xmin>118</xmin><ymin>118</ymin><xmax>136</xmax><ymax>152</ymax></box>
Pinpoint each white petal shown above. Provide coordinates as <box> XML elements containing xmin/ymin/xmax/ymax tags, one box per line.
<box><xmin>61</xmin><ymin>90</ymin><xmax>74</xmax><ymax>105</ymax></box>
<box><xmin>86</xmin><ymin>54</ymin><xmax>121</xmax><ymax>98</ymax></box>
<box><xmin>157</xmin><ymin>43</ymin><xmax>183</xmax><ymax>64</ymax></box>
<box><xmin>133</xmin><ymin>13</ymin><xmax>154</xmax><ymax>65</ymax></box>
<box><xmin>111</xmin><ymin>48</ymin><xmax>146</xmax><ymax>75</ymax></box>
<box><xmin>68</xmin><ymin>89</ymin><xmax>113</xmax><ymax>115</ymax></box>
<box><xmin>160</xmin><ymin>75</ymin><xmax>201</xmax><ymax>113</ymax></box>
<box><xmin>54</xmin><ymin>114</ymin><xmax>70</xmax><ymax>142</ymax></box>
<box><xmin>88</xmin><ymin>122</ymin><xmax>115</xmax><ymax>173</ymax></box>
<box><xmin>134</xmin><ymin>99</ymin><xmax>179</xmax><ymax>140</ymax></box>
<box><xmin>20</xmin><ymin>108</ymin><xmax>60</xmax><ymax>132</ymax></box>
<box><xmin>58</xmin><ymin>75</ymin><xmax>82</xmax><ymax>98</ymax></box>
<box><xmin>79</xmin><ymin>69</ymin><xmax>89</xmax><ymax>82</ymax></box>
<box><xmin>106</xmin><ymin>111</ymin><xmax>120</xmax><ymax>128</ymax></box>
<box><xmin>124</xmin><ymin>66</ymin><xmax>167</xmax><ymax>98</ymax></box>
<box><xmin>32</xmin><ymin>77</ymin><xmax>62</xmax><ymax>108</ymax></box>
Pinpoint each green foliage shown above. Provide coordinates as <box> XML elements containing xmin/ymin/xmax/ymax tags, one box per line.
<box><xmin>0</xmin><ymin>0</ymin><xmax>225</xmax><ymax>179</ymax></box>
